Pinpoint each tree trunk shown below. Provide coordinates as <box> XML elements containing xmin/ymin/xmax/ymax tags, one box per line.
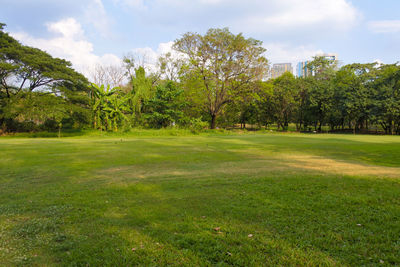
<box><xmin>58</xmin><ymin>123</ymin><xmax>62</xmax><ymax>138</ymax></box>
<box><xmin>210</xmin><ymin>114</ymin><xmax>217</xmax><ymax>129</ymax></box>
<box><xmin>391</xmin><ymin>121</ymin><xmax>394</xmax><ymax>135</ymax></box>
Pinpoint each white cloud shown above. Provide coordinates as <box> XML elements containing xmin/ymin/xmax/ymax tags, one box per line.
<box><xmin>11</xmin><ymin>18</ymin><xmax>121</xmax><ymax>78</ymax></box>
<box><xmin>46</xmin><ymin>18</ymin><xmax>85</xmax><ymax>39</ymax></box>
<box><xmin>10</xmin><ymin>17</ymin><xmax>181</xmax><ymax>80</ymax></box>
<box><xmin>129</xmin><ymin>41</ymin><xmax>179</xmax><ymax>72</ymax></box>
<box><xmin>279</xmin><ymin>0</ymin><xmax>356</xmax><ymax>28</ymax></box>
<box><xmin>368</xmin><ymin>20</ymin><xmax>400</xmax><ymax>33</ymax></box>
<box><xmin>119</xmin><ymin>0</ymin><xmax>360</xmax><ymax>36</ymax></box>
<box><xmin>8</xmin><ymin>16</ymin><xmax>330</xmax><ymax>80</ymax></box>
<box><xmin>113</xmin><ymin>0</ymin><xmax>146</xmax><ymax>9</ymax></box>
<box><xmin>84</xmin><ymin>0</ymin><xmax>113</xmax><ymax>37</ymax></box>
<box><xmin>265</xmin><ymin>43</ymin><xmax>323</xmax><ymax>73</ymax></box>
<box><xmin>238</xmin><ymin>0</ymin><xmax>359</xmax><ymax>34</ymax></box>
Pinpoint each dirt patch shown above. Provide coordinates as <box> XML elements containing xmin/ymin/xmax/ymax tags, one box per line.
<box><xmin>95</xmin><ymin>152</ymin><xmax>399</xmax><ymax>186</ymax></box>
<box><xmin>285</xmin><ymin>154</ymin><xmax>400</xmax><ymax>178</ymax></box>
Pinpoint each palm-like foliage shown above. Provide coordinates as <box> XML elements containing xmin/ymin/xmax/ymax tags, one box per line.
<box><xmin>90</xmin><ymin>83</ymin><xmax>130</xmax><ymax>131</ymax></box>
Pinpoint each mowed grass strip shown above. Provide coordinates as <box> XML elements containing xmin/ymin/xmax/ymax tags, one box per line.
<box><xmin>0</xmin><ymin>133</ymin><xmax>399</xmax><ymax>266</ymax></box>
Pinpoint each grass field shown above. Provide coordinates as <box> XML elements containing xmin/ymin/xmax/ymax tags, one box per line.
<box><xmin>0</xmin><ymin>132</ymin><xmax>399</xmax><ymax>266</ymax></box>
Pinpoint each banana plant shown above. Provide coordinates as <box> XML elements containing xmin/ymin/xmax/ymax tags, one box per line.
<box><xmin>103</xmin><ymin>93</ymin><xmax>130</xmax><ymax>131</ymax></box>
<box><xmin>90</xmin><ymin>83</ymin><xmax>123</xmax><ymax>131</ymax></box>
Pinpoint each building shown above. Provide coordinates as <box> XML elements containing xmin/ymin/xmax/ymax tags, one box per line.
<box><xmin>318</xmin><ymin>53</ymin><xmax>339</xmax><ymax>69</ymax></box>
<box><xmin>270</xmin><ymin>63</ymin><xmax>293</xmax><ymax>79</ymax></box>
<box><xmin>297</xmin><ymin>53</ymin><xmax>339</xmax><ymax>78</ymax></box>
<box><xmin>318</xmin><ymin>53</ymin><xmax>338</xmax><ymax>63</ymax></box>
<box><xmin>297</xmin><ymin>61</ymin><xmax>311</xmax><ymax>78</ymax></box>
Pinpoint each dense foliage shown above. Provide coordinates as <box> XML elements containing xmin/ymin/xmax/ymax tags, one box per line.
<box><xmin>0</xmin><ymin>23</ymin><xmax>90</xmax><ymax>133</ymax></box>
<box><xmin>1</xmin><ymin>24</ymin><xmax>400</xmax><ymax>134</ymax></box>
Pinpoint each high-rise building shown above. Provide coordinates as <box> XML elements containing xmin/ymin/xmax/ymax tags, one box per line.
<box><xmin>297</xmin><ymin>61</ymin><xmax>311</xmax><ymax>78</ymax></box>
<box><xmin>297</xmin><ymin>53</ymin><xmax>339</xmax><ymax>78</ymax></box>
<box><xmin>318</xmin><ymin>53</ymin><xmax>338</xmax><ymax>63</ymax></box>
<box><xmin>270</xmin><ymin>63</ymin><xmax>293</xmax><ymax>79</ymax></box>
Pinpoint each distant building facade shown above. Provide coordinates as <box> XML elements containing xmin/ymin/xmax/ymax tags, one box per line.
<box><xmin>318</xmin><ymin>53</ymin><xmax>339</xmax><ymax>69</ymax></box>
<box><xmin>297</xmin><ymin>53</ymin><xmax>339</xmax><ymax>78</ymax></box>
<box><xmin>270</xmin><ymin>63</ymin><xmax>293</xmax><ymax>79</ymax></box>
<box><xmin>297</xmin><ymin>61</ymin><xmax>311</xmax><ymax>78</ymax></box>
<box><xmin>319</xmin><ymin>53</ymin><xmax>338</xmax><ymax>62</ymax></box>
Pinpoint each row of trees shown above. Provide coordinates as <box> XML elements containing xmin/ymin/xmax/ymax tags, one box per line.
<box><xmin>231</xmin><ymin>62</ymin><xmax>400</xmax><ymax>135</ymax></box>
<box><xmin>1</xmin><ymin>24</ymin><xmax>400</xmax><ymax>134</ymax></box>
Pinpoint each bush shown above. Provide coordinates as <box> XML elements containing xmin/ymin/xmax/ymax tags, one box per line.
<box><xmin>188</xmin><ymin>118</ymin><xmax>208</xmax><ymax>133</ymax></box>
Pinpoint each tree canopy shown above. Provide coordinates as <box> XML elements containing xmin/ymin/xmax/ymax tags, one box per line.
<box><xmin>174</xmin><ymin>28</ymin><xmax>269</xmax><ymax>128</ymax></box>
<box><xmin>0</xmin><ymin>25</ymin><xmax>88</xmax><ymax>98</ymax></box>
<box><xmin>1</xmin><ymin>23</ymin><xmax>400</xmax><ymax>135</ymax></box>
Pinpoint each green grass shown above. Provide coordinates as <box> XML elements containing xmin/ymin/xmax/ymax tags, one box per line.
<box><xmin>0</xmin><ymin>132</ymin><xmax>399</xmax><ymax>266</ymax></box>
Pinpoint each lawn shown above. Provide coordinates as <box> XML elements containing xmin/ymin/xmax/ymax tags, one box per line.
<box><xmin>0</xmin><ymin>132</ymin><xmax>399</xmax><ymax>266</ymax></box>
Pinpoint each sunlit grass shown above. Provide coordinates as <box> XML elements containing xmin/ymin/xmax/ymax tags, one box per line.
<box><xmin>0</xmin><ymin>133</ymin><xmax>399</xmax><ymax>266</ymax></box>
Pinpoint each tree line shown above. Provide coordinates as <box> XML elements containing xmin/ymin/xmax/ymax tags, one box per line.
<box><xmin>1</xmin><ymin>25</ymin><xmax>399</xmax><ymax>134</ymax></box>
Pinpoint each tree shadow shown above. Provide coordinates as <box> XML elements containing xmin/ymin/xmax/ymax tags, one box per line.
<box><xmin>1</xmin><ymin>136</ymin><xmax>399</xmax><ymax>265</ymax></box>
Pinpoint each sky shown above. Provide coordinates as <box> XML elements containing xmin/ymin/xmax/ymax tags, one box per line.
<box><xmin>1</xmin><ymin>0</ymin><xmax>400</xmax><ymax>77</ymax></box>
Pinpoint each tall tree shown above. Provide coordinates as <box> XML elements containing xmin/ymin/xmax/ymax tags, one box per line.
<box><xmin>370</xmin><ymin>64</ymin><xmax>400</xmax><ymax>134</ymax></box>
<box><xmin>174</xmin><ymin>28</ymin><xmax>269</xmax><ymax>129</ymax></box>
<box><xmin>333</xmin><ymin>66</ymin><xmax>370</xmax><ymax>133</ymax></box>
<box><xmin>143</xmin><ymin>81</ymin><xmax>187</xmax><ymax>128</ymax></box>
<box><xmin>306</xmin><ymin>56</ymin><xmax>337</xmax><ymax>131</ymax></box>
<box><xmin>90</xmin><ymin>64</ymin><xmax>126</xmax><ymax>88</ymax></box>
<box><xmin>158</xmin><ymin>52</ymin><xmax>185</xmax><ymax>82</ymax></box>
<box><xmin>0</xmin><ymin>24</ymin><xmax>87</xmax><ymax>97</ymax></box>
<box><xmin>272</xmin><ymin>72</ymin><xmax>297</xmax><ymax>130</ymax></box>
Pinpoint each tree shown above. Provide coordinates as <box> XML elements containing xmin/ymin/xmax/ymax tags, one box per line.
<box><xmin>90</xmin><ymin>64</ymin><xmax>126</xmax><ymax>88</ymax></box>
<box><xmin>143</xmin><ymin>81</ymin><xmax>187</xmax><ymax>128</ymax></box>
<box><xmin>123</xmin><ymin>53</ymin><xmax>160</xmax><ymax>87</ymax></box>
<box><xmin>174</xmin><ymin>28</ymin><xmax>269</xmax><ymax>129</ymax></box>
<box><xmin>0</xmin><ymin>24</ymin><xmax>90</xmax><ymax>132</ymax></box>
<box><xmin>305</xmin><ymin>56</ymin><xmax>337</xmax><ymax>131</ymax></box>
<box><xmin>91</xmin><ymin>84</ymin><xmax>118</xmax><ymax>131</ymax></box>
<box><xmin>128</xmin><ymin>67</ymin><xmax>154</xmax><ymax>119</ymax></box>
<box><xmin>333</xmin><ymin>66</ymin><xmax>370</xmax><ymax>133</ymax></box>
<box><xmin>2</xmin><ymin>92</ymin><xmax>76</xmax><ymax>135</ymax></box>
<box><xmin>0</xmin><ymin>25</ymin><xmax>87</xmax><ymax>98</ymax></box>
<box><xmin>158</xmin><ymin>52</ymin><xmax>185</xmax><ymax>82</ymax></box>
<box><xmin>370</xmin><ymin>64</ymin><xmax>400</xmax><ymax>134</ymax></box>
<box><xmin>293</xmin><ymin>77</ymin><xmax>311</xmax><ymax>131</ymax></box>
<box><xmin>271</xmin><ymin>72</ymin><xmax>297</xmax><ymax>131</ymax></box>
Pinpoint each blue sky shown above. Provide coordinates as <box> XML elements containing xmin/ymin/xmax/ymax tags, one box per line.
<box><xmin>1</xmin><ymin>0</ymin><xmax>400</xmax><ymax>76</ymax></box>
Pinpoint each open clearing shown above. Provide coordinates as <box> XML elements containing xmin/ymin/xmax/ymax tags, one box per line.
<box><xmin>0</xmin><ymin>133</ymin><xmax>399</xmax><ymax>266</ymax></box>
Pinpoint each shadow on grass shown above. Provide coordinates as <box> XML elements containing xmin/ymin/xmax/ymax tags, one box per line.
<box><xmin>1</xmin><ymin>136</ymin><xmax>400</xmax><ymax>265</ymax></box>
<box><xmin>43</xmin><ymin>170</ymin><xmax>400</xmax><ymax>266</ymax></box>
<box><xmin>208</xmin><ymin>134</ymin><xmax>400</xmax><ymax>167</ymax></box>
